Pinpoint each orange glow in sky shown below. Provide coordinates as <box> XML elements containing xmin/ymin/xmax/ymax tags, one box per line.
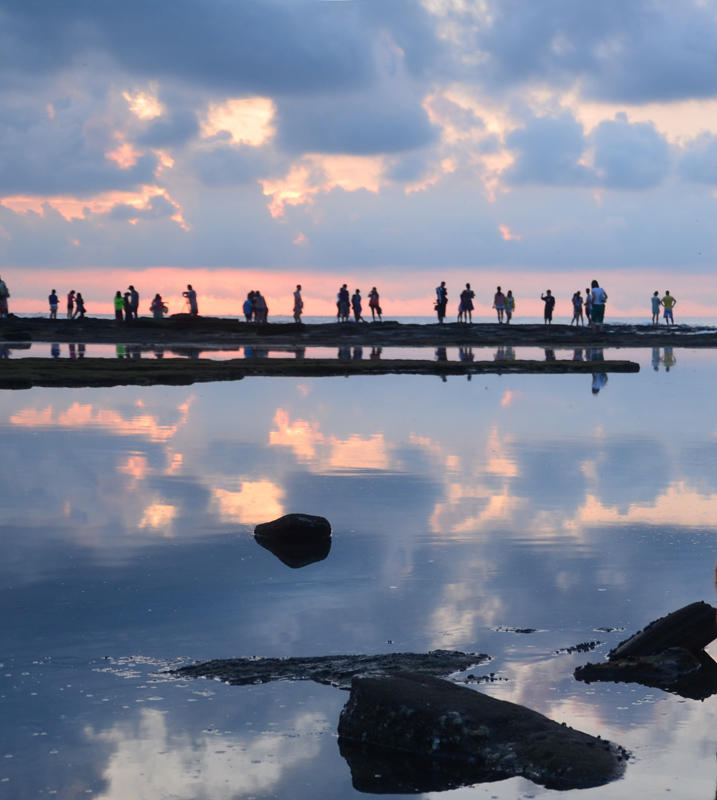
<box><xmin>202</xmin><ymin>97</ymin><xmax>275</xmax><ymax>145</ymax></box>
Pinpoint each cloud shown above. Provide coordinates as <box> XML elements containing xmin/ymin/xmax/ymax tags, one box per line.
<box><xmin>136</xmin><ymin>108</ymin><xmax>200</xmax><ymax>148</ymax></box>
<box><xmin>192</xmin><ymin>142</ymin><xmax>279</xmax><ymax>187</ymax></box>
<box><xmin>504</xmin><ymin>112</ymin><xmax>594</xmax><ymax>186</ymax></box>
<box><xmin>470</xmin><ymin>0</ymin><xmax>717</xmax><ymax>103</ymax></box>
<box><xmin>592</xmin><ymin>112</ymin><xmax>671</xmax><ymax>189</ymax></box>
<box><xmin>678</xmin><ymin>133</ymin><xmax>717</xmax><ymax>185</ymax></box>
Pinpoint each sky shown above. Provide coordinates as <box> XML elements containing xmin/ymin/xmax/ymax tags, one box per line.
<box><xmin>2</xmin><ymin>0</ymin><xmax>717</xmax><ymax>317</ymax></box>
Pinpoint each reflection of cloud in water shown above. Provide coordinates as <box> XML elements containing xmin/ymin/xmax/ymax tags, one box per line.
<box><xmin>214</xmin><ymin>480</ymin><xmax>284</xmax><ymax>524</ymax></box>
<box><xmin>10</xmin><ymin>400</ymin><xmax>192</xmax><ymax>443</ymax></box>
<box><xmin>87</xmin><ymin>708</ymin><xmax>324</xmax><ymax>800</ymax></box>
<box><xmin>269</xmin><ymin>409</ymin><xmax>389</xmax><ymax>472</ymax></box>
<box><xmin>138</xmin><ymin>503</ymin><xmax>177</xmax><ymax>535</ymax></box>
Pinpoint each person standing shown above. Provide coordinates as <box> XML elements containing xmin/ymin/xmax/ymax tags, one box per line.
<box><xmin>150</xmin><ymin>294</ymin><xmax>166</xmax><ymax>319</ymax></box>
<box><xmin>351</xmin><ymin>289</ymin><xmax>364</xmax><ymax>322</ymax></box>
<box><xmin>589</xmin><ymin>280</ymin><xmax>608</xmax><ymax>331</ymax></box>
<box><xmin>183</xmin><ymin>285</ymin><xmax>198</xmax><ymax>315</ymax></box>
<box><xmin>570</xmin><ymin>291</ymin><xmax>584</xmax><ymax>326</ymax></box>
<box><xmin>48</xmin><ymin>290</ymin><xmax>59</xmax><ymax>319</ymax></box>
<box><xmin>293</xmin><ymin>285</ymin><xmax>303</xmax><ymax>322</ymax></box>
<box><xmin>113</xmin><ymin>291</ymin><xmax>124</xmax><ymax>322</ymax></box>
<box><xmin>493</xmin><ymin>286</ymin><xmax>506</xmax><ymax>323</ymax></box>
<box><xmin>123</xmin><ymin>292</ymin><xmax>132</xmax><ymax>322</ymax></box>
<box><xmin>435</xmin><ymin>281</ymin><xmax>447</xmax><ymax>323</ymax></box>
<box><xmin>460</xmin><ymin>283</ymin><xmax>475</xmax><ymax>323</ymax></box>
<box><xmin>661</xmin><ymin>291</ymin><xmax>676</xmax><ymax>325</ymax></box>
<box><xmin>651</xmin><ymin>291</ymin><xmax>661</xmax><ymax>325</ymax></box>
<box><xmin>67</xmin><ymin>290</ymin><xmax>75</xmax><ymax>319</ymax></box>
<box><xmin>541</xmin><ymin>290</ymin><xmax>555</xmax><ymax>324</ymax></box>
<box><xmin>368</xmin><ymin>287</ymin><xmax>381</xmax><ymax>321</ymax></box>
<box><xmin>128</xmin><ymin>285</ymin><xmax>139</xmax><ymax>320</ymax></box>
<box><xmin>506</xmin><ymin>290</ymin><xmax>515</xmax><ymax>323</ymax></box>
<box><xmin>584</xmin><ymin>288</ymin><xmax>593</xmax><ymax>325</ymax></box>
<box><xmin>254</xmin><ymin>291</ymin><xmax>268</xmax><ymax>323</ymax></box>
<box><xmin>338</xmin><ymin>284</ymin><xmax>350</xmax><ymax>322</ymax></box>
<box><xmin>0</xmin><ymin>276</ymin><xmax>10</xmax><ymax>318</ymax></box>
<box><xmin>74</xmin><ymin>292</ymin><xmax>87</xmax><ymax>319</ymax></box>
<box><xmin>243</xmin><ymin>292</ymin><xmax>254</xmax><ymax>322</ymax></box>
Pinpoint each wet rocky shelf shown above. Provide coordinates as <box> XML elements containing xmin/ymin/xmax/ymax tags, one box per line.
<box><xmin>0</xmin><ymin>356</ymin><xmax>639</xmax><ymax>389</ymax></box>
<box><xmin>0</xmin><ymin>314</ymin><xmax>714</xmax><ymax>348</ymax></box>
<box><xmin>171</xmin><ymin>650</ymin><xmax>490</xmax><ymax>689</ymax></box>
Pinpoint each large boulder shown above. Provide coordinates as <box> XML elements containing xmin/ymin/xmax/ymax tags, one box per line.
<box><xmin>338</xmin><ymin>673</ymin><xmax>627</xmax><ymax>791</ymax></box>
<box><xmin>254</xmin><ymin>513</ymin><xmax>331</xmax><ymax>540</ymax></box>
<box><xmin>253</xmin><ymin>513</ymin><xmax>332</xmax><ymax>568</ymax></box>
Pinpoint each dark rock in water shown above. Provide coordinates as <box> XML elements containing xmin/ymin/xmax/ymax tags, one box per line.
<box><xmin>172</xmin><ymin>650</ymin><xmax>489</xmax><ymax>689</ymax></box>
<box><xmin>608</xmin><ymin>601</ymin><xmax>717</xmax><ymax>660</ymax></box>
<box><xmin>337</xmin><ymin>673</ymin><xmax>627</xmax><ymax>791</ymax></box>
<box><xmin>254</xmin><ymin>532</ymin><xmax>331</xmax><ymax>568</ymax></box>
<box><xmin>254</xmin><ymin>512</ymin><xmax>331</xmax><ymax>540</ymax></box>
<box><xmin>575</xmin><ymin>649</ymin><xmax>717</xmax><ymax>699</ymax></box>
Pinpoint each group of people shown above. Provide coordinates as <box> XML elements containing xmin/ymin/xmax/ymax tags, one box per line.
<box><xmin>336</xmin><ymin>285</ymin><xmax>381</xmax><ymax>322</ymax></box>
<box><xmin>436</xmin><ymin>282</ymin><xmax>516</xmax><ymax>324</ymax></box>
<box><xmin>651</xmin><ymin>291</ymin><xmax>677</xmax><ymax>326</ymax></box>
<box><xmin>61</xmin><ymin>289</ymin><xmax>88</xmax><ymax>319</ymax></box>
<box><xmin>544</xmin><ymin>281</ymin><xmax>608</xmax><ymax>330</ymax></box>
<box><xmin>242</xmin><ymin>290</ymin><xmax>270</xmax><ymax>322</ymax></box>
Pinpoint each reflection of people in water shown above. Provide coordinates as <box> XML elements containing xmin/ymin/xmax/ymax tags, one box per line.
<box><xmin>592</xmin><ymin>372</ymin><xmax>608</xmax><ymax>394</ymax></box>
<box><xmin>294</xmin><ymin>347</ymin><xmax>305</xmax><ymax>360</ymax></box>
<box><xmin>370</xmin><ymin>347</ymin><xmax>382</xmax><ymax>361</ymax></box>
<box><xmin>353</xmin><ymin>346</ymin><xmax>363</xmax><ymax>360</ymax></box>
<box><xmin>652</xmin><ymin>347</ymin><xmax>661</xmax><ymax>371</ymax></box>
<box><xmin>663</xmin><ymin>346</ymin><xmax>676</xmax><ymax>371</ymax></box>
<box><xmin>494</xmin><ymin>346</ymin><xmax>507</xmax><ymax>361</ymax></box>
<box><xmin>572</xmin><ymin>348</ymin><xmax>584</xmax><ymax>361</ymax></box>
<box><xmin>435</xmin><ymin>346</ymin><xmax>447</xmax><ymax>361</ymax></box>
<box><xmin>588</xmin><ymin>347</ymin><xmax>604</xmax><ymax>363</ymax></box>
<box><xmin>78</xmin><ymin>343</ymin><xmax>86</xmax><ymax>358</ymax></box>
<box><xmin>51</xmin><ymin>343</ymin><xmax>60</xmax><ymax>358</ymax></box>
<box><xmin>69</xmin><ymin>343</ymin><xmax>77</xmax><ymax>360</ymax></box>
<box><xmin>338</xmin><ymin>345</ymin><xmax>351</xmax><ymax>360</ymax></box>
<box><xmin>459</xmin><ymin>346</ymin><xmax>474</xmax><ymax>362</ymax></box>
<box><xmin>154</xmin><ymin>347</ymin><xmax>165</xmax><ymax>359</ymax></box>
<box><xmin>544</xmin><ymin>348</ymin><xmax>556</xmax><ymax>361</ymax></box>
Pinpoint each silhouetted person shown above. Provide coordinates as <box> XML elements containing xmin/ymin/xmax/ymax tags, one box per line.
<box><xmin>590</xmin><ymin>280</ymin><xmax>608</xmax><ymax>331</ymax></box>
<box><xmin>541</xmin><ymin>290</ymin><xmax>555</xmax><ymax>324</ymax></box>
<box><xmin>113</xmin><ymin>290</ymin><xmax>124</xmax><ymax>322</ymax></box>
<box><xmin>651</xmin><ymin>291</ymin><xmax>661</xmax><ymax>326</ymax></box>
<box><xmin>661</xmin><ymin>291</ymin><xmax>676</xmax><ymax>326</ymax></box>
<box><xmin>293</xmin><ymin>285</ymin><xmax>303</xmax><ymax>322</ymax></box>
<box><xmin>128</xmin><ymin>286</ymin><xmax>139</xmax><ymax>319</ymax></box>
<box><xmin>435</xmin><ymin>281</ymin><xmax>447</xmax><ymax>323</ymax></box>
<box><xmin>74</xmin><ymin>292</ymin><xmax>86</xmax><ymax>319</ymax></box>
<box><xmin>368</xmin><ymin>287</ymin><xmax>381</xmax><ymax>321</ymax></box>
<box><xmin>183</xmin><ymin>284</ymin><xmax>198</xmax><ymax>315</ymax></box>
<box><xmin>48</xmin><ymin>290</ymin><xmax>58</xmax><ymax>319</ymax></box>
<box><xmin>493</xmin><ymin>286</ymin><xmax>505</xmax><ymax>323</ymax></box>
<box><xmin>351</xmin><ymin>289</ymin><xmax>364</xmax><ymax>322</ymax></box>
<box><xmin>67</xmin><ymin>290</ymin><xmax>75</xmax><ymax>319</ymax></box>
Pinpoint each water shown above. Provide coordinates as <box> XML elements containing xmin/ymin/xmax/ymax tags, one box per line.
<box><xmin>1</xmin><ymin>347</ymin><xmax>716</xmax><ymax>798</ymax></box>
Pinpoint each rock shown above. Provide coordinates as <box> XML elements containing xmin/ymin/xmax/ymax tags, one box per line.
<box><xmin>254</xmin><ymin>533</ymin><xmax>331</xmax><ymax>568</ymax></box>
<box><xmin>608</xmin><ymin>601</ymin><xmax>717</xmax><ymax>660</ymax></box>
<box><xmin>253</xmin><ymin>513</ymin><xmax>331</xmax><ymax>541</ymax></box>
<box><xmin>172</xmin><ymin>650</ymin><xmax>490</xmax><ymax>689</ymax></box>
<box><xmin>337</xmin><ymin>673</ymin><xmax>627</xmax><ymax>791</ymax></box>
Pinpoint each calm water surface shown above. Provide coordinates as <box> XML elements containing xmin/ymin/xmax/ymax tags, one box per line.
<box><xmin>2</xmin><ymin>347</ymin><xmax>716</xmax><ymax>798</ymax></box>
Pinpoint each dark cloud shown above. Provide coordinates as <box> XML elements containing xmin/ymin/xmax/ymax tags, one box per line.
<box><xmin>678</xmin><ymin>133</ymin><xmax>717</xmax><ymax>185</ymax></box>
<box><xmin>592</xmin><ymin>113</ymin><xmax>671</xmax><ymax>189</ymax></box>
<box><xmin>136</xmin><ymin>109</ymin><xmax>200</xmax><ymax>148</ymax></box>
<box><xmin>107</xmin><ymin>194</ymin><xmax>179</xmax><ymax>222</ymax></box>
<box><xmin>504</xmin><ymin>112</ymin><xmax>595</xmax><ymax>186</ymax></box>
<box><xmin>0</xmin><ymin>0</ymin><xmax>440</xmax><ymax>97</ymax></box>
<box><xmin>275</xmin><ymin>85</ymin><xmax>438</xmax><ymax>156</ymax></box>
<box><xmin>191</xmin><ymin>143</ymin><xmax>279</xmax><ymax>187</ymax></box>
<box><xmin>471</xmin><ymin>0</ymin><xmax>717</xmax><ymax>103</ymax></box>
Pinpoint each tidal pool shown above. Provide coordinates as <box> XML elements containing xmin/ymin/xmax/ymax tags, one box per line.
<box><xmin>1</xmin><ymin>346</ymin><xmax>716</xmax><ymax>798</ymax></box>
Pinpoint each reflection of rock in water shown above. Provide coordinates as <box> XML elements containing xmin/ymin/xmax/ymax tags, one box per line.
<box><xmin>173</xmin><ymin>650</ymin><xmax>489</xmax><ymax>689</ymax></box>
<box><xmin>255</xmin><ymin>532</ymin><xmax>331</xmax><ymax>568</ymax></box>
<box><xmin>254</xmin><ymin>513</ymin><xmax>332</xmax><ymax>568</ymax></box>
<box><xmin>339</xmin><ymin>738</ymin><xmax>506</xmax><ymax>794</ymax></box>
<box><xmin>338</xmin><ymin>674</ymin><xmax>627</xmax><ymax>791</ymax></box>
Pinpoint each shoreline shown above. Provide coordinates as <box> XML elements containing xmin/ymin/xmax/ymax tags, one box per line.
<box><xmin>0</xmin><ymin>314</ymin><xmax>714</xmax><ymax>349</ymax></box>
